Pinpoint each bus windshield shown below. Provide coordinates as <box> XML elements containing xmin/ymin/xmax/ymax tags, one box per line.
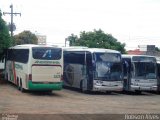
<box><xmin>134</xmin><ymin>62</ymin><xmax>156</xmax><ymax>79</ymax></box>
<box><xmin>32</xmin><ymin>47</ymin><xmax>62</xmax><ymax>60</ymax></box>
<box><xmin>157</xmin><ymin>63</ymin><xmax>160</xmax><ymax>78</ymax></box>
<box><xmin>94</xmin><ymin>53</ymin><xmax>122</xmax><ymax>81</ymax></box>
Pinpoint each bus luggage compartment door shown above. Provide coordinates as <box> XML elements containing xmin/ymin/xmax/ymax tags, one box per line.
<box><xmin>32</xmin><ymin>65</ymin><xmax>62</xmax><ymax>83</ymax></box>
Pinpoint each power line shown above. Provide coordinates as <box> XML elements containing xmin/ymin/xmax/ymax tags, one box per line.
<box><xmin>3</xmin><ymin>4</ymin><xmax>21</xmax><ymax>37</ymax></box>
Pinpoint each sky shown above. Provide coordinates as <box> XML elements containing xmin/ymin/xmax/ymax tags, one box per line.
<box><xmin>0</xmin><ymin>0</ymin><xmax>160</xmax><ymax>50</ymax></box>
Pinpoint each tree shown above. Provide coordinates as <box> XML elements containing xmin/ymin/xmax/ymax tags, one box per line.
<box><xmin>13</xmin><ymin>30</ymin><xmax>38</xmax><ymax>45</ymax></box>
<box><xmin>155</xmin><ymin>47</ymin><xmax>160</xmax><ymax>52</ymax></box>
<box><xmin>67</xmin><ymin>29</ymin><xmax>126</xmax><ymax>53</ymax></box>
<box><xmin>67</xmin><ymin>34</ymin><xmax>78</xmax><ymax>46</ymax></box>
<box><xmin>0</xmin><ymin>10</ymin><xmax>11</xmax><ymax>59</ymax></box>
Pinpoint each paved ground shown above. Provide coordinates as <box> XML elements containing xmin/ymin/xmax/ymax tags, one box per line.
<box><xmin>0</xmin><ymin>81</ymin><xmax>160</xmax><ymax>115</ymax></box>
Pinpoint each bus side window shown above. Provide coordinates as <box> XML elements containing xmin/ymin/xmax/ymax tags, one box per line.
<box><xmin>14</xmin><ymin>49</ymin><xmax>29</xmax><ymax>63</ymax></box>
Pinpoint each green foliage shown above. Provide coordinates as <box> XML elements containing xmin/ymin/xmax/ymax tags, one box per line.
<box><xmin>67</xmin><ymin>29</ymin><xmax>126</xmax><ymax>53</ymax></box>
<box><xmin>0</xmin><ymin>10</ymin><xmax>11</xmax><ymax>59</ymax></box>
<box><xmin>67</xmin><ymin>34</ymin><xmax>78</xmax><ymax>46</ymax></box>
<box><xmin>155</xmin><ymin>47</ymin><xmax>160</xmax><ymax>52</ymax></box>
<box><xmin>13</xmin><ymin>30</ymin><xmax>38</xmax><ymax>45</ymax></box>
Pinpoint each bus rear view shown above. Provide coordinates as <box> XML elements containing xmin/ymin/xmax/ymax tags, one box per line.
<box><xmin>29</xmin><ymin>46</ymin><xmax>63</xmax><ymax>91</ymax></box>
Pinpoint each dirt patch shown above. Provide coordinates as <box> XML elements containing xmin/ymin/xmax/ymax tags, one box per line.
<box><xmin>0</xmin><ymin>84</ymin><xmax>160</xmax><ymax>114</ymax></box>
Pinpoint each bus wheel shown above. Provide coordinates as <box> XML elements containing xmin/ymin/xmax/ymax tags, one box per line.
<box><xmin>135</xmin><ymin>90</ymin><xmax>141</xmax><ymax>94</ymax></box>
<box><xmin>105</xmin><ymin>91</ymin><xmax>112</xmax><ymax>94</ymax></box>
<box><xmin>17</xmin><ymin>79</ymin><xmax>20</xmax><ymax>90</ymax></box>
<box><xmin>5</xmin><ymin>73</ymin><xmax>8</xmax><ymax>81</ymax></box>
<box><xmin>46</xmin><ymin>90</ymin><xmax>52</xmax><ymax>94</ymax></box>
<box><xmin>20</xmin><ymin>80</ymin><xmax>25</xmax><ymax>92</ymax></box>
<box><xmin>80</xmin><ymin>80</ymin><xmax>88</xmax><ymax>93</ymax></box>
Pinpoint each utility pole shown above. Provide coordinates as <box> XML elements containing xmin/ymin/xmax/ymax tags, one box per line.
<box><xmin>3</xmin><ymin>4</ymin><xmax>21</xmax><ymax>37</ymax></box>
<box><xmin>65</xmin><ymin>38</ymin><xmax>68</xmax><ymax>47</ymax></box>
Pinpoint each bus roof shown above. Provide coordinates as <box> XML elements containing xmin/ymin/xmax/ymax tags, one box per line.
<box><xmin>63</xmin><ymin>47</ymin><xmax>120</xmax><ymax>54</ymax></box>
<box><xmin>122</xmin><ymin>54</ymin><xmax>156</xmax><ymax>58</ymax></box>
<box><xmin>9</xmin><ymin>44</ymin><xmax>60</xmax><ymax>49</ymax></box>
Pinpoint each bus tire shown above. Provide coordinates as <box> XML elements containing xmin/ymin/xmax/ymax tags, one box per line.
<box><xmin>17</xmin><ymin>79</ymin><xmax>20</xmax><ymax>90</ymax></box>
<box><xmin>80</xmin><ymin>80</ymin><xmax>88</xmax><ymax>93</ymax></box>
<box><xmin>5</xmin><ymin>73</ymin><xmax>8</xmax><ymax>81</ymax></box>
<box><xmin>80</xmin><ymin>80</ymin><xmax>85</xmax><ymax>93</ymax></box>
<box><xmin>20</xmin><ymin>79</ymin><xmax>25</xmax><ymax>92</ymax></box>
<box><xmin>135</xmin><ymin>90</ymin><xmax>141</xmax><ymax>94</ymax></box>
<box><xmin>46</xmin><ymin>90</ymin><xmax>52</xmax><ymax>94</ymax></box>
<box><xmin>105</xmin><ymin>91</ymin><xmax>112</xmax><ymax>94</ymax></box>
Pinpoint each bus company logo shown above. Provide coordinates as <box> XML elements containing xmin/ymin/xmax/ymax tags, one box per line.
<box><xmin>2</xmin><ymin>114</ymin><xmax>18</xmax><ymax>120</ymax></box>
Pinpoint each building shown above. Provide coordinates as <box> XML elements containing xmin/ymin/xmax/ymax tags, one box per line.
<box><xmin>36</xmin><ymin>35</ymin><xmax>47</xmax><ymax>45</ymax></box>
<box><xmin>127</xmin><ymin>49</ymin><xmax>145</xmax><ymax>55</ymax></box>
<box><xmin>127</xmin><ymin>45</ymin><xmax>160</xmax><ymax>57</ymax></box>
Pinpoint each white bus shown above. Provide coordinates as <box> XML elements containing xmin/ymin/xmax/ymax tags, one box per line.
<box><xmin>63</xmin><ymin>47</ymin><xmax>123</xmax><ymax>93</ymax></box>
<box><xmin>5</xmin><ymin>44</ymin><xmax>63</xmax><ymax>92</ymax></box>
<box><xmin>122</xmin><ymin>55</ymin><xmax>158</xmax><ymax>93</ymax></box>
<box><xmin>0</xmin><ymin>59</ymin><xmax>5</xmax><ymax>70</ymax></box>
<box><xmin>156</xmin><ymin>57</ymin><xmax>160</xmax><ymax>92</ymax></box>
<box><xmin>0</xmin><ymin>58</ymin><xmax>5</xmax><ymax>79</ymax></box>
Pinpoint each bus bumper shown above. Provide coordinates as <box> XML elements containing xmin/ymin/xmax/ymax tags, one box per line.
<box><xmin>92</xmin><ymin>85</ymin><xmax>123</xmax><ymax>92</ymax></box>
<box><xmin>28</xmin><ymin>81</ymin><xmax>63</xmax><ymax>91</ymax></box>
<box><xmin>92</xmin><ymin>80</ymin><xmax>123</xmax><ymax>92</ymax></box>
<box><xmin>130</xmin><ymin>85</ymin><xmax>157</xmax><ymax>91</ymax></box>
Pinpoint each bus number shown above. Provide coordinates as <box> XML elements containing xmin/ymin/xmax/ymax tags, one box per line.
<box><xmin>54</xmin><ymin>75</ymin><xmax>61</xmax><ymax>78</ymax></box>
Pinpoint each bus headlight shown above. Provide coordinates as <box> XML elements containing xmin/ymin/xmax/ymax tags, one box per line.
<box><xmin>131</xmin><ymin>82</ymin><xmax>138</xmax><ymax>86</ymax></box>
<box><xmin>95</xmin><ymin>80</ymin><xmax>103</xmax><ymax>86</ymax></box>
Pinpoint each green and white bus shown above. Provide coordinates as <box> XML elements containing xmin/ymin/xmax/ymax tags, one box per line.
<box><xmin>5</xmin><ymin>44</ymin><xmax>63</xmax><ymax>92</ymax></box>
<box><xmin>63</xmin><ymin>47</ymin><xmax>123</xmax><ymax>92</ymax></box>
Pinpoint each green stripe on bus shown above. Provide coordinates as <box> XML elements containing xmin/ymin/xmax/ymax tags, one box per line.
<box><xmin>28</xmin><ymin>81</ymin><xmax>63</xmax><ymax>91</ymax></box>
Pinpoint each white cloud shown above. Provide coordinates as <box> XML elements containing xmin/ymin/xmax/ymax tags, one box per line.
<box><xmin>1</xmin><ymin>0</ymin><xmax>160</xmax><ymax>49</ymax></box>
